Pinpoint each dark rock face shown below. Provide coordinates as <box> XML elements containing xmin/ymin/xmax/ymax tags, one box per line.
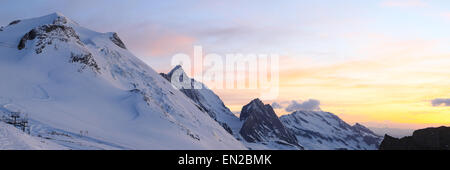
<box><xmin>379</xmin><ymin>126</ymin><xmax>450</xmax><ymax>150</ymax></box>
<box><xmin>18</xmin><ymin>24</ymin><xmax>82</xmax><ymax>53</ymax></box>
<box><xmin>110</xmin><ymin>33</ymin><xmax>127</xmax><ymax>49</ymax></box>
<box><xmin>18</xmin><ymin>29</ymin><xmax>38</xmax><ymax>50</ymax></box>
<box><xmin>8</xmin><ymin>20</ymin><xmax>21</xmax><ymax>26</ymax></box>
<box><xmin>70</xmin><ymin>52</ymin><xmax>100</xmax><ymax>72</ymax></box>
<box><xmin>16</xmin><ymin>16</ymin><xmax>99</xmax><ymax>73</ymax></box>
<box><xmin>239</xmin><ymin>99</ymin><xmax>299</xmax><ymax>147</ymax></box>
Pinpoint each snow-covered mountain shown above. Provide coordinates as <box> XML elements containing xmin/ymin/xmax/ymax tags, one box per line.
<box><xmin>161</xmin><ymin>66</ymin><xmax>302</xmax><ymax>150</ymax></box>
<box><xmin>160</xmin><ymin>66</ymin><xmax>241</xmax><ymax>137</ymax></box>
<box><xmin>0</xmin><ymin>12</ymin><xmax>246</xmax><ymax>150</ymax></box>
<box><xmin>280</xmin><ymin>111</ymin><xmax>382</xmax><ymax>150</ymax></box>
<box><xmin>239</xmin><ymin>99</ymin><xmax>302</xmax><ymax>150</ymax></box>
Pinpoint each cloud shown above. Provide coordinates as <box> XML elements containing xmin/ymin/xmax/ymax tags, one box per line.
<box><xmin>431</xmin><ymin>98</ymin><xmax>450</xmax><ymax>107</ymax></box>
<box><xmin>381</xmin><ymin>0</ymin><xmax>428</xmax><ymax>8</ymax></box>
<box><xmin>121</xmin><ymin>24</ymin><xmax>197</xmax><ymax>57</ymax></box>
<box><xmin>271</xmin><ymin>102</ymin><xmax>283</xmax><ymax>109</ymax></box>
<box><xmin>285</xmin><ymin>99</ymin><xmax>322</xmax><ymax>112</ymax></box>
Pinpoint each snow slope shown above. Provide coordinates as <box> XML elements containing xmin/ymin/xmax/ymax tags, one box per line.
<box><xmin>0</xmin><ymin>13</ymin><xmax>246</xmax><ymax>150</ymax></box>
<box><xmin>0</xmin><ymin>122</ymin><xmax>66</xmax><ymax>150</ymax></box>
<box><xmin>161</xmin><ymin>66</ymin><xmax>302</xmax><ymax>150</ymax></box>
<box><xmin>280</xmin><ymin>111</ymin><xmax>382</xmax><ymax>150</ymax></box>
<box><xmin>161</xmin><ymin>65</ymin><xmax>242</xmax><ymax>137</ymax></box>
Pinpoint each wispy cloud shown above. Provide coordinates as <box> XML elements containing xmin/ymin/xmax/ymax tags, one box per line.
<box><xmin>431</xmin><ymin>98</ymin><xmax>450</xmax><ymax>107</ymax></box>
<box><xmin>273</xmin><ymin>99</ymin><xmax>323</xmax><ymax>112</ymax></box>
<box><xmin>271</xmin><ymin>102</ymin><xmax>283</xmax><ymax>109</ymax></box>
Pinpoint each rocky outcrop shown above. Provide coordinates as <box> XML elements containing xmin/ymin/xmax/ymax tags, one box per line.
<box><xmin>18</xmin><ymin>29</ymin><xmax>37</xmax><ymax>50</ymax></box>
<box><xmin>8</xmin><ymin>20</ymin><xmax>21</xmax><ymax>26</ymax></box>
<box><xmin>18</xmin><ymin>24</ymin><xmax>82</xmax><ymax>53</ymax></box>
<box><xmin>109</xmin><ymin>33</ymin><xmax>127</xmax><ymax>49</ymax></box>
<box><xmin>239</xmin><ymin>99</ymin><xmax>300</xmax><ymax>147</ymax></box>
<box><xmin>379</xmin><ymin>126</ymin><xmax>450</xmax><ymax>150</ymax></box>
<box><xmin>14</xmin><ymin>14</ymin><xmax>99</xmax><ymax>73</ymax></box>
<box><xmin>70</xmin><ymin>52</ymin><xmax>100</xmax><ymax>72</ymax></box>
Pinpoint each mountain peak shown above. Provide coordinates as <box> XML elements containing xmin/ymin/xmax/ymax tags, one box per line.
<box><xmin>239</xmin><ymin>99</ymin><xmax>300</xmax><ymax>148</ymax></box>
<box><xmin>168</xmin><ymin>65</ymin><xmax>185</xmax><ymax>76</ymax></box>
<box><xmin>249</xmin><ymin>98</ymin><xmax>263</xmax><ymax>105</ymax></box>
<box><xmin>160</xmin><ymin>65</ymin><xmax>189</xmax><ymax>84</ymax></box>
<box><xmin>240</xmin><ymin>98</ymin><xmax>265</xmax><ymax>121</ymax></box>
<box><xmin>47</xmin><ymin>12</ymin><xmax>66</xmax><ymax>19</ymax></box>
<box><xmin>37</xmin><ymin>12</ymin><xmax>76</xmax><ymax>26</ymax></box>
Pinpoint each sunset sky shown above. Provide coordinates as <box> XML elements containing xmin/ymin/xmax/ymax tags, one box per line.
<box><xmin>1</xmin><ymin>0</ymin><xmax>449</xmax><ymax>130</ymax></box>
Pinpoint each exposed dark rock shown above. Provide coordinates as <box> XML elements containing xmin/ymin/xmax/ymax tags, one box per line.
<box><xmin>160</xmin><ymin>73</ymin><xmax>169</xmax><ymax>80</ymax></box>
<box><xmin>239</xmin><ymin>99</ymin><xmax>300</xmax><ymax>147</ymax></box>
<box><xmin>18</xmin><ymin>24</ymin><xmax>82</xmax><ymax>52</ymax></box>
<box><xmin>18</xmin><ymin>29</ymin><xmax>37</xmax><ymax>50</ymax></box>
<box><xmin>8</xmin><ymin>20</ymin><xmax>21</xmax><ymax>26</ymax></box>
<box><xmin>70</xmin><ymin>52</ymin><xmax>100</xmax><ymax>72</ymax></box>
<box><xmin>110</xmin><ymin>33</ymin><xmax>127</xmax><ymax>49</ymax></box>
<box><xmin>379</xmin><ymin>126</ymin><xmax>450</xmax><ymax>150</ymax></box>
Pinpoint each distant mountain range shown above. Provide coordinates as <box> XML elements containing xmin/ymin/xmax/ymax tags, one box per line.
<box><xmin>0</xmin><ymin>12</ymin><xmax>399</xmax><ymax>150</ymax></box>
<box><xmin>368</xmin><ymin>127</ymin><xmax>414</xmax><ymax>138</ymax></box>
<box><xmin>162</xmin><ymin>65</ymin><xmax>383</xmax><ymax>150</ymax></box>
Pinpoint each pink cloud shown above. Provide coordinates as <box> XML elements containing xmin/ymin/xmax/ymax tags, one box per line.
<box><xmin>119</xmin><ymin>23</ymin><xmax>197</xmax><ymax>57</ymax></box>
<box><xmin>144</xmin><ymin>34</ymin><xmax>196</xmax><ymax>56</ymax></box>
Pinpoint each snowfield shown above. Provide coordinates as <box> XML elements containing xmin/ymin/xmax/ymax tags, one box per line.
<box><xmin>0</xmin><ymin>122</ymin><xmax>66</xmax><ymax>150</ymax></box>
<box><xmin>0</xmin><ymin>13</ymin><xmax>246</xmax><ymax>150</ymax></box>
